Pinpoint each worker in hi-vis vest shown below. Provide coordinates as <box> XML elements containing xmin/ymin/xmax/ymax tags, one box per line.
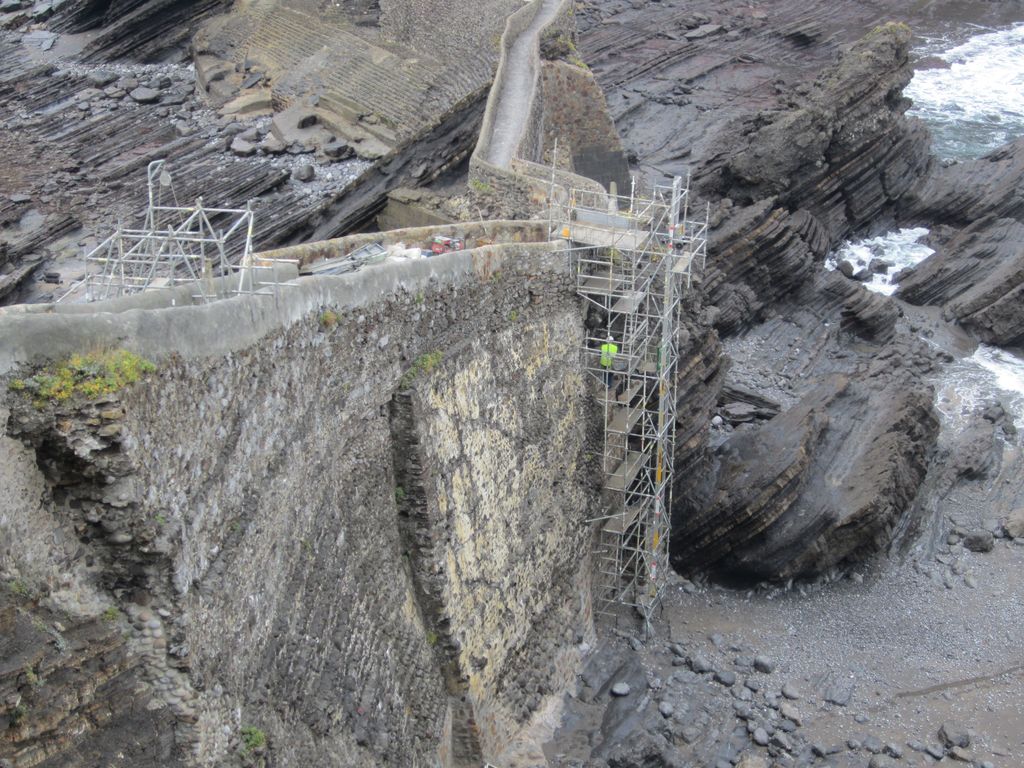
<box><xmin>600</xmin><ymin>334</ymin><xmax>618</xmax><ymax>387</ymax></box>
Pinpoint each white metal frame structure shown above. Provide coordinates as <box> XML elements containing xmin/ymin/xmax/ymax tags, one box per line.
<box><xmin>65</xmin><ymin>161</ymin><xmax>293</xmax><ymax>303</ymax></box>
<box><xmin>551</xmin><ymin>175</ymin><xmax>708</xmax><ymax>627</ymax></box>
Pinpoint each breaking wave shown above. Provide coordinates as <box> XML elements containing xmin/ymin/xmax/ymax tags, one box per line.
<box><xmin>907</xmin><ymin>23</ymin><xmax>1024</xmax><ymax>159</ymax></box>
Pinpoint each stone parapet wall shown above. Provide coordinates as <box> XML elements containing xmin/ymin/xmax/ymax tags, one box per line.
<box><xmin>474</xmin><ymin>0</ymin><xmax>550</xmax><ymax>166</ymax></box>
<box><xmin>0</xmin><ymin>243</ymin><xmax>597</xmax><ymax>766</ymax></box>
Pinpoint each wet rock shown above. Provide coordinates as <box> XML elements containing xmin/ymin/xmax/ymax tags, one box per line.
<box><xmin>146</xmin><ymin>75</ymin><xmax>171</xmax><ymax>90</ymax></box>
<box><xmin>261</xmin><ymin>135</ymin><xmax>286</xmax><ymax>154</ymax></box>
<box><xmin>779</xmin><ymin>702</ymin><xmax>801</xmax><ymax>725</ymax></box>
<box><xmin>824</xmin><ymin>680</ymin><xmax>853</xmax><ymax>706</ymax></box>
<box><xmin>324</xmin><ymin>140</ymin><xmax>355</xmax><ymax>160</ymax></box>
<box><xmin>949</xmin><ymin>746</ymin><xmax>973</xmax><ymax>762</ymax></box>
<box><xmin>853</xmin><ymin>267</ymin><xmax>873</xmax><ymax>282</ymax></box>
<box><xmin>688</xmin><ymin>655</ymin><xmax>713</xmax><ymax>674</ymax></box>
<box><xmin>1005</xmin><ymin>508</ymin><xmax>1024</xmax><ymax>539</ymax></box>
<box><xmin>230</xmin><ymin>138</ymin><xmax>256</xmax><ymax>157</ymax></box>
<box><xmin>896</xmin><ymin>213</ymin><xmax>1024</xmax><ymax>346</ymax></box>
<box><xmin>87</xmin><ymin>69</ymin><xmax>118</xmax><ymax>87</ymax></box>
<box><xmin>884</xmin><ymin>743</ymin><xmax>903</xmax><ymax>758</ymax></box>
<box><xmin>128</xmin><ymin>86</ymin><xmax>160</xmax><ymax>104</ymax></box>
<box><xmin>237</xmin><ymin>126</ymin><xmax>260</xmax><ymax>142</ymax></box>
<box><xmin>938</xmin><ymin>722</ymin><xmax>971</xmax><ymax>748</ymax></box>
<box><xmin>863</xmin><ymin>735</ymin><xmax>883</xmax><ymax>754</ymax></box>
<box><xmin>770</xmin><ymin>731</ymin><xmax>792</xmax><ymax>752</ymax></box>
<box><xmin>714</xmin><ymin>669</ymin><xmax>737</xmax><ymax>687</ymax></box>
<box><xmin>963</xmin><ymin>530</ymin><xmax>994</xmax><ymax>553</ymax></box>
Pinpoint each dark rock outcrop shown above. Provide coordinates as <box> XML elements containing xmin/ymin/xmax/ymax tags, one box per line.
<box><xmin>673</xmin><ymin>359</ymin><xmax>939</xmax><ymax>581</ymax></box>
<box><xmin>0</xmin><ymin>590</ymin><xmax>179</xmax><ymax>767</ymax></box>
<box><xmin>897</xmin><ymin>216</ymin><xmax>1024</xmax><ymax>346</ymax></box>
<box><xmin>899</xmin><ymin>138</ymin><xmax>1024</xmax><ymax>227</ymax></box>
<box><xmin>696</xmin><ymin>23</ymin><xmax>930</xmax><ymax>333</ymax></box>
<box><xmin>894</xmin><ymin>140</ymin><xmax>1024</xmax><ymax>345</ymax></box>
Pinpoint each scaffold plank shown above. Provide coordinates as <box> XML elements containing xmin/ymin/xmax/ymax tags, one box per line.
<box><xmin>603</xmin><ymin>506</ymin><xmax>640</xmax><ymax>535</ymax></box>
<box><xmin>607</xmin><ymin>402</ymin><xmax>644</xmax><ymax>434</ymax></box>
<box><xmin>607</xmin><ymin>450</ymin><xmax>646</xmax><ymax>492</ymax></box>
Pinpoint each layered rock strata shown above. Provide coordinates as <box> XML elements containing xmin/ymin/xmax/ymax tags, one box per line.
<box><xmin>895</xmin><ymin>139</ymin><xmax>1024</xmax><ymax>346</ymax></box>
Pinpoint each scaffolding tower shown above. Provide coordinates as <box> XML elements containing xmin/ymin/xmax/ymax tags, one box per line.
<box><xmin>551</xmin><ymin>175</ymin><xmax>708</xmax><ymax>626</ymax></box>
<box><xmin>61</xmin><ymin>161</ymin><xmax>293</xmax><ymax>304</ymax></box>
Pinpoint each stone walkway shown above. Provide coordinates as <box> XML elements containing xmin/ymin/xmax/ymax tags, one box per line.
<box><xmin>484</xmin><ymin>0</ymin><xmax>563</xmax><ymax>168</ymax></box>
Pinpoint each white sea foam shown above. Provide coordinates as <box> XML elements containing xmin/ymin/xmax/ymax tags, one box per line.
<box><xmin>824</xmin><ymin>227</ymin><xmax>933</xmax><ymax>295</ymax></box>
<box><xmin>934</xmin><ymin>344</ymin><xmax>1024</xmax><ymax>430</ymax></box>
<box><xmin>907</xmin><ymin>23</ymin><xmax>1024</xmax><ymax>159</ymax></box>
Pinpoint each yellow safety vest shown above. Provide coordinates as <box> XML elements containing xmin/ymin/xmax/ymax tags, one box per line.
<box><xmin>600</xmin><ymin>342</ymin><xmax>618</xmax><ymax>368</ymax></box>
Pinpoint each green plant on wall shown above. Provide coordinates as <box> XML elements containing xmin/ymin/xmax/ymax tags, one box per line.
<box><xmin>319</xmin><ymin>309</ymin><xmax>339</xmax><ymax>329</ymax></box>
<box><xmin>24</xmin><ymin>666</ymin><xmax>41</xmax><ymax>688</ymax></box>
<box><xmin>469</xmin><ymin>178</ymin><xmax>493</xmax><ymax>196</ymax></box>
<box><xmin>240</xmin><ymin>725</ymin><xmax>267</xmax><ymax>753</ymax></box>
<box><xmin>9</xmin><ymin>349</ymin><xmax>155</xmax><ymax>408</ymax></box>
<box><xmin>10</xmin><ymin>703</ymin><xmax>27</xmax><ymax>726</ymax></box>
<box><xmin>399</xmin><ymin>351</ymin><xmax>443</xmax><ymax>389</ymax></box>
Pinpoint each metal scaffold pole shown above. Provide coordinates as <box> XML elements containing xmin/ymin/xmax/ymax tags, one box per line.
<box><xmin>550</xmin><ymin>173</ymin><xmax>708</xmax><ymax>628</ymax></box>
<box><xmin>58</xmin><ymin>160</ymin><xmax>298</xmax><ymax>304</ymax></box>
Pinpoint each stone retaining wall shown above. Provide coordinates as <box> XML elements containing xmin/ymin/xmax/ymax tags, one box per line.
<box><xmin>0</xmin><ymin>243</ymin><xmax>597</xmax><ymax>767</ymax></box>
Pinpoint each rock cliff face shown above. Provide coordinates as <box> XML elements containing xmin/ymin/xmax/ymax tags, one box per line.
<box><xmin>646</xmin><ymin>21</ymin><xmax>943</xmax><ymax>580</ymax></box>
<box><xmin>675</xmin><ymin>367</ymin><xmax>938</xmax><ymax>582</ymax></box>
<box><xmin>672</xmin><ymin>256</ymin><xmax>943</xmax><ymax>582</ymax></box>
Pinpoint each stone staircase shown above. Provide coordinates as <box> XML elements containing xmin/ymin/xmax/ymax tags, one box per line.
<box><xmin>205</xmin><ymin>1</ymin><xmax>507</xmax><ymax>149</ymax></box>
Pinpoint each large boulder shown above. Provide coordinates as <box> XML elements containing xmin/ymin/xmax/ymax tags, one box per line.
<box><xmin>672</xmin><ymin>362</ymin><xmax>939</xmax><ymax>581</ymax></box>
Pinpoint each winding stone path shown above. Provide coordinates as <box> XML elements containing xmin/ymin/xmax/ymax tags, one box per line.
<box><xmin>484</xmin><ymin>0</ymin><xmax>563</xmax><ymax>168</ymax></box>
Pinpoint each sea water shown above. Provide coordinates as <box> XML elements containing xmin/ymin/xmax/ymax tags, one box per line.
<box><xmin>824</xmin><ymin>228</ymin><xmax>933</xmax><ymax>296</ymax></box>
<box><xmin>824</xmin><ymin>24</ymin><xmax>1024</xmax><ymax>428</ymax></box>
<box><xmin>906</xmin><ymin>22</ymin><xmax>1024</xmax><ymax>160</ymax></box>
<box><xmin>935</xmin><ymin>345</ymin><xmax>1024</xmax><ymax>429</ymax></box>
